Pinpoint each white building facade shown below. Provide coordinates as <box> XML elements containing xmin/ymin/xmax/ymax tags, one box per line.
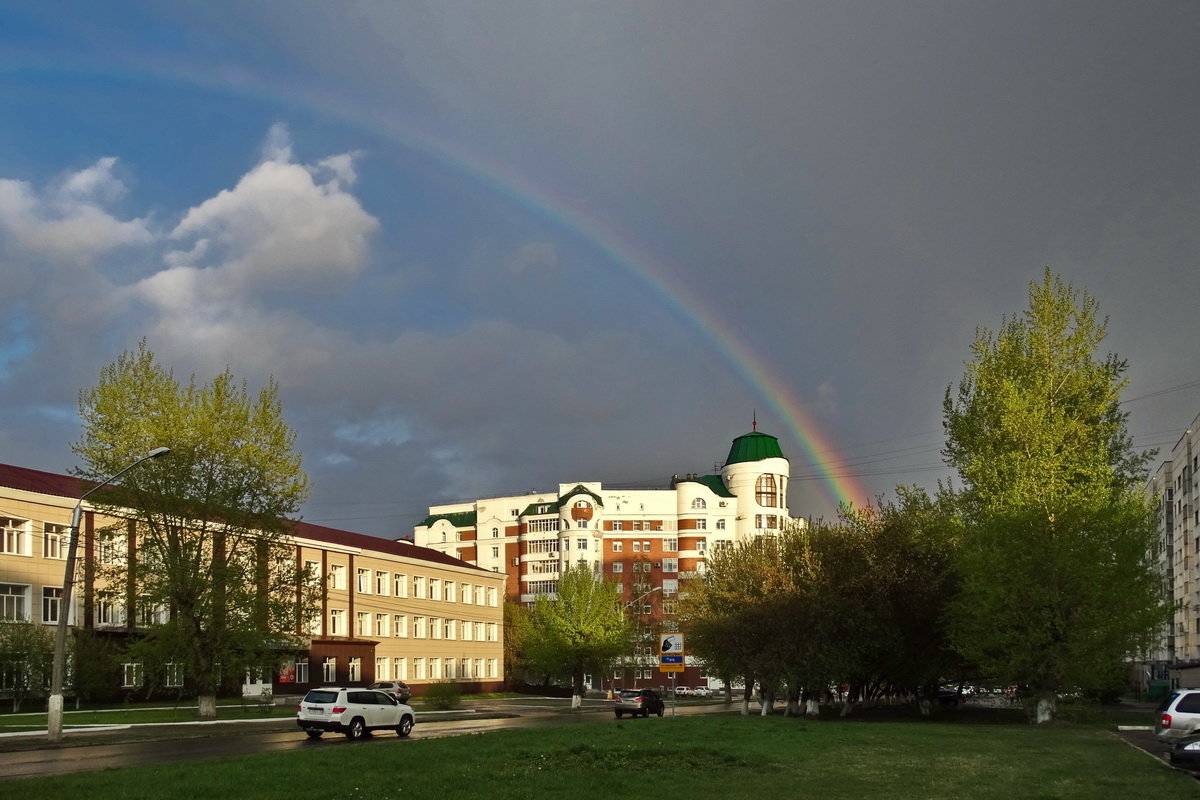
<box><xmin>412</xmin><ymin>428</ymin><xmax>804</xmax><ymax>688</ymax></box>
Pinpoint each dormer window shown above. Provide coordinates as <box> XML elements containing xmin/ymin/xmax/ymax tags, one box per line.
<box><xmin>691</xmin><ymin>498</ymin><xmax>706</xmax><ymax>510</ymax></box>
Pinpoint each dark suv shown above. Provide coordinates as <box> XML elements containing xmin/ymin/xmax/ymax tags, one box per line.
<box><xmin>614</xmin><ymin>688</ymin><xmax>665</xmax><ymax>718</ymax></box>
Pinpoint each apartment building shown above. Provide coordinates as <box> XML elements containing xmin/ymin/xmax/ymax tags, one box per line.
<box><xmin>1148</xmin><ymin>411</ymin><xmax>1200</xmax><ymax>688</ymax></box>
<box><xmin>412</xmin><ymin>428</ymin><xmax>802</xmax><ymax>688</ymax></box>
<box><xmin>0</xmin><ymin>462</ymin><xmax>505</xmax><ymax>699</ymax></box>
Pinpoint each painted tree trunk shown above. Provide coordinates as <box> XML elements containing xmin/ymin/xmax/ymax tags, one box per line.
<box><xmin>198</xmin><ymin>693</ymin><xmax>218</xmax><ymax>719</ymax></box>
<box><xmin>805</xmin><ymin>698</ymin><xmax>820</xmax><ymax>717</ymax></box>
<box><xmin>1036</xmin><ymin>691</ymin><xmax>1056</xmax><ymax>724</ymax></box>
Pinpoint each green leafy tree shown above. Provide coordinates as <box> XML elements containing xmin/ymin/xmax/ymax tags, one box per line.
<box><xmin>74</xmin><ymin>341</ymin><xmax>316</xmax><ymax>718</ymax></box>
<box><xmin>0</xmin><ymin>621</ymin><xmax>54</xmax><ymax>712</ymax></box>
<box><xmin>943</xmin><ymin>270</ymin><xmax>1168</xmax><ymax>722</ymax></box>
<box><xmin>524</xmin><ymin>563</ymin><xmax>630</xmax><ymax>709</ymax></box>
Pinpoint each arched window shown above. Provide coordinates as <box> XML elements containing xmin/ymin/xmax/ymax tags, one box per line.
<box><xmin>691</xmin><ymin>497</ymin><xmax>706</xmax><ymax>510</ymax></box>
<box><xmin>756</xmin><ymin>474</ymin><xmax>778</xmax><ymax>507</ymax></box>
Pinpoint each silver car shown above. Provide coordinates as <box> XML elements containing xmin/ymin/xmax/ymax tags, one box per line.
<box><xmin>297</xmin><ymin>687</ymin><xmax>416</xmax><ymax>740</ymax></box>
<box><xmin>1156</xmin><ymin>689</ymin><xmax>1200</xmax><ymax>742</ymax></box>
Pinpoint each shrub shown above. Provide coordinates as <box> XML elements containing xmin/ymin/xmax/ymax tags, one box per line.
<box><xmin>425</xmin><ymin>680</ymin><xmax>462</xmax><ymax>710</ymax></box>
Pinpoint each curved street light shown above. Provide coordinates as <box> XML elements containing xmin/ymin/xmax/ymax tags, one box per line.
<box><xmin>47</xmin><ymin>447</ymin><xmax>171</xmax><ymax>743</ymax></box>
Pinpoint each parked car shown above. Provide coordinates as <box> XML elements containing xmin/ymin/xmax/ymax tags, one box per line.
<box><xmin>1156</xmin><ymin>689</ymin><xmax>1200</xmax><ymax>742</ymax></box>
<box><xmin>691</xmin><ymin>686</ymin><xmax>712</xmax><ymax>698</ymax></box>
<box><xmin>614</xmin><ymin>688</ymin><xmax>665</xmax><ymax>718</ymax></box>
<box><xmin>1170</xmin><ymin>732</ymin><xmax>1200</xmax><ymax>769</ymax></box>
<box><xmin>369</xmin><ymin>680</ymin><xmax>412</xmax><ymax>703</ymax></box>
<box><xmin>673</xmin><ymin>686</ymin><xmax>694</xmax><ymax>697</ymax></box>
<box><xmin>297</xmin><ymin>687</ymin><xmax>416</xmax><ymax>740</ymax></box>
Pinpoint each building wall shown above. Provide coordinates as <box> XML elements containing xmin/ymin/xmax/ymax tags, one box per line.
<box><xmin>0</xmin><ymin>465</ymin><xmax>505</xmax><ymax>699</ymax></box>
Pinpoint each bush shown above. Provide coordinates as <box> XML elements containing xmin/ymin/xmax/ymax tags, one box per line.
<box><xmin>425</xmin><ymin>680</ymin><xmax>462</xmax><ymax>710</ymax></box>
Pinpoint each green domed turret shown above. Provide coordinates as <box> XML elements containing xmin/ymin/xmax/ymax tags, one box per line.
<box><xmin>724</xmin><ymin>431</ymin><xmax>785</xmax><ymax>465</ymax></box>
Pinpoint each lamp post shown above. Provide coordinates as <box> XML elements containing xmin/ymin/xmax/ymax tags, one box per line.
<box><xmin>47</xmin><ymin>446</ymin><xmax>170</xmax><ymax>743</ymax></box>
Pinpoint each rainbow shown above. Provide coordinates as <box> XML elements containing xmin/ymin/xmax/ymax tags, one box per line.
<box><xmin>6</xmin><ymin>56</ymin><xmax>869</xmax><ymax>513</ymax></box>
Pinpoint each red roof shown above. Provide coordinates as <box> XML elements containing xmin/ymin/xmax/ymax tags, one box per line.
<box><xmin>0</xmin><ymin>462</ymin><xmax>487</xmax><ymax>574</ymax></box>
<box><xmin>0</xmin><ymin>462</ymin><xmax>89</xmax><ymax>499</ymax></box>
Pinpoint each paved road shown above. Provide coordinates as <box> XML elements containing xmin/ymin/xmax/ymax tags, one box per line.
<box><xmin>0</xmin><ymin>699</ymin><xmax>726</xmax><ymax>780</ymax></box>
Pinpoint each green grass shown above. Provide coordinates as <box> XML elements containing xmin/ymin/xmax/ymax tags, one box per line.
<box><xmin>6</xmin><ymin>713</ymin><xmax>1195</xmax><ymax>799</ymax></box>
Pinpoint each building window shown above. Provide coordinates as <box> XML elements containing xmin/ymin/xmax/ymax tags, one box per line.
<box><xmin>444</xmin><ymin>618</ymin><xmax>456</xmax><ymax>639</ymax></box>
<box><xmin>445</xmin><ymin>582</ymin><xmax>456</xmax><ymax>602</ymax></box>
<box><xmin>662</xmin><ymin>578</ymin><xmax>679</xmax><ymax>595</ymax></box>
<box><xmin>295</xmin><ymin>658</ymin><xmax>309</xmax><ymax>685</ymax></box>
<box><xmin>394</xmin><ymin>573</ymin><xmax>407</xmax><ymax>597</ymax></box>
<box><xmin>322</xmin><ymin>657</ymin><xmax>337</xmax><ymax>683</ymax></box>
<box><xmin>663</xmin><ymin>538</ymin><xmax>677</xmax><ymax>552</ymax></box>
<box><xmin>695</xmin><ymin>519</ymin><xmax>707</xmax><ymax>530</ymax></box>
<box><xmin>696</xmin><ymin>538</ymin><xmax>708</xmax><ymax>553</ymax></box>
<box><xmin>121</xmin><ymin>662</ymin><xmax>143</xmax><ymax>688</ymax></box>
<box><xmin>475</xmin><ymin>585</ymin><xmax>485</xmax><ymax>605</ymax></box>
<box><xmin>612</xmin><ymin>540</ymin><xmax>623</xmax><ymax>552</ymax></box>
<box><xmin>165</xmin><ymin>662</ymin><xmax>184</xmax><ymax>688</ymax></box>
<box><xmin>612</xmin><ymin>562</ymin><xmax>624</xmax><ymax>573</ymax></box>
<box><xmin>349</xmin><ymin>658</ymin><xmax>361</xmax><ymax>682</ymax></box>
<box><xmin>444</xmin><ymin>658</ymin><xmax>456</xmax><ymax>679</ymax></box>
<box><xmin>756</xmin><ymin>474</ymin><xmax>778</xmax><ymax>507</ymax></box>
<box><xmin>577</xmin><ymin>538</ymin><xmax>588</xmax><ymax>550</ymax></box>
<box><xmin>612</xmin><ymin>521</ymin><xmax>624</xmax><ymax>531</ymax></box>
<box><xmin>0</xmin><ymin>517</ymin><xmax>29</xmax><ymax>556</ymax></box>
<box><xmin>43</xmin><ymin>523</ymin><xmax>68</xmax><ymax>559</ymax></box>
<box><xmin>329</xmin><ymin>564</ymin><xmax>347</xmax><ymax>590</ymax></box>
<box><xmin>376</xmin><ymin>613</ymin><xmax>389</xmax><ymax>637</ymax></box>
<box><xmin>716</xmin><ymin>519</ymin><xmax>726</xmax><ymax>530</ymax></box>
<box><xmin>662</xmin><ymin>558</ymin><xmax>678</xmax><ymax>573</ymax></box>
<box><xmin>41</xmin><ymin>587</ymin><xmax>62</xmax><ymax>624</ymax></box>
<box><xmin>357</xmin><ymin>569</ymin><xmax>371</xmax><ymax>593</ymax></box>
<box><xmin>329</xmin><ymin>609</ymin><xmax>346</xmax><ymax>635</ymax></box>
<box><xmin>414</xmin><ymin>658</ymin><xmax>425</xmax><ymax>680</ymax></box>
<box><xmin>356</xmin><ymin>611</ymin><xmax>370</xmax><ymax>636</ymax></box>
<box><xmin>462</xmin><ymin>620</ymin><xmax>473</xmax><ymax>641</ymax></box>
<box><xmin>490</xmin><ymin>546</ymin><xmax>499</xmax><ymax>558</ymax></box>
<box><xmin>488</xmin><ymin>658</ymin><xmax>498</xmax><ymax>678</ymax></box>
<box><xmin>487</xmin><ymin>622</ymin><xmax>498</xmax><ymax>642</ymax></box>
<box><xmin>376</xmin><ymin>571</ymin><xmax>390</xmax><ymax>595</ymax></box>
<box><xmin>691</xmin><ymin>498</ymin><xmax>706</xmax><ymax>510</ymax></box>
<box><xmin>461</xmin><ymin>582</ymin><xmax>473</xmax><ymax>604</ymax></box>
<box><xmin>97</xmin><ymin>599</ymin><xmax>124</xmax><ymax>627</ymax></box>
<box><xmin>492</xmin><ymin>527</ymin><xmax>500</xmax><ymax>538</ymax></box>
<box><xmin>413</xmin><ymin>576</ymin><xmax>425</xmax><ymax>597</ymax></box>
<box><xmin>0</xmin><ymin>584</ymin><xmax>30</xmax><ymax>621</ymax></box>
<box><xmin>414</xmin><ymin>616</ymin><xmax>427</xmax><ymax>638</ymax></box>
<box><xmin>394</xmin><ymin>657</ymin><xmax>407</xmax><ymax>680</ymax></box>
<box><xmin>394</xmin><ymin>614</ymin><xmax>407</xmax><ymax>637</ymax></box>
<box><xmin>429</xmin><ymin>578</ymin><xmax>439</xmax><ymax>600</ymax></box>
<box><xmin>487</xmin><ymin>587</ymin><xmax>497</xmax><ymax>606</ymax></box>
<box><xmin>430</xmin><ymin>658</ymin><xmax>442</xmax><ymax>680</ymax></box>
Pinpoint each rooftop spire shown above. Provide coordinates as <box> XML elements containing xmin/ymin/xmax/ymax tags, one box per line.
<box><xmin>752</xmin><ymin>409</ymin><xmax>757</xmax><ymax>432</ymax></box>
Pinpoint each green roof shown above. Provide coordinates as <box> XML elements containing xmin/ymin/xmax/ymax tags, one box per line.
<box><xmin>724</xmin><ymin>431</ymin><xmax>785</xmax><ymax>466</ymax></box>
<box><xmin>418</xmin><ymin>510</ymin><xmax>477</xmax><ymax>528</ymax></box>
<box><xmin>672</xmin><ymin>472</ymin><xmax>734</xmax><ymax>496</ymax></box>
<box><xmin>559</xmin><ymin>484</ymin><xmax>604</xmax><ymax>507</ymax></box>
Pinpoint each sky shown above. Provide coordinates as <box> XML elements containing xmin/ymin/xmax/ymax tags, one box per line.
<box><xmin>1</xmin><ymin>1</ymin><xmax>1197</xmax><ymax>539</ymax></box>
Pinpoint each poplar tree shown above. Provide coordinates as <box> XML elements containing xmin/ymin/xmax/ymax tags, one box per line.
<box><xmin>943</xmin><ymin>270</ymin><xmax>1167</xmax><ymax>723</ymax></box>
<box><xmin>524</xmin><ymin>563</ymin><xmax>629</xmax><ymax>709</ymax></box>
<box><xmin>74</xmin><ymin>341</ymin><xmax>315</xmax><ymax>718</ymax></box>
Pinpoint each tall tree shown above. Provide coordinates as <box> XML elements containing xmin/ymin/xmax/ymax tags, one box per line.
<box><xmin>0</xmin><ymin>621</ymin><xmax>54</xmax><ymax>712</ymax></box>
<box><xmin>74</xmin><ymin>341</ymin><xmax>315</xmax><ymax>718</ymax></box>
<box><xmin>943</xmin><ymin>270</ymin><xmax>1168</xmax><ymax>723</ymax></box>
<box><xmin>524</xmin><ymin>563</ymin><xmax>629</xmax><ymax>709</ymax></box>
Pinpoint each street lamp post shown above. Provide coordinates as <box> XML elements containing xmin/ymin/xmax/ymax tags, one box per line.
<box><xmin>47</xmin><ymin>447</ymin><xmax>170</xmax><ymax>743</ymax></box>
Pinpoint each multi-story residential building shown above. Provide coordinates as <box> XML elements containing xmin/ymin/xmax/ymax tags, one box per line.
<box><xmin>413</xmin><ymin>427</ymin><xmax>803</xmax><ymax>689</ymax></box>
<box><xmin>0</xmin><ymin>462</ymin><xmax>504</xmax><ymax>700</ymax></box>
<box><xmin>1148</xmin><ymin>411</ymin><xmax>1200</xmax><ymax>688</ymax></box>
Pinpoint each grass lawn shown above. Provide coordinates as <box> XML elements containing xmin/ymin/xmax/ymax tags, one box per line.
<box><xmin>6</xmin><ymin>712</ymin><xmax>1195</xmax><ymax>799</ymax></box>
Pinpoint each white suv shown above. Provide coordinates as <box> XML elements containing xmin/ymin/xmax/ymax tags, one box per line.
<box><xmin>297</xmin><ymin>687</ymin><xmax>416</xmax><ymax>740</ymax></box>
<box><xmin>1156</xmin><ymin>689</ymin><xmax>1200</xmax><ymax>742</ymax></box>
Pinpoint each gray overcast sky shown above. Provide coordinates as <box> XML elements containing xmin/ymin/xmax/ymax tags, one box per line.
<box><xmin>1</xmin><ymin>1</ymin><xmax>1197</xmax><ymax>537</ymax></box>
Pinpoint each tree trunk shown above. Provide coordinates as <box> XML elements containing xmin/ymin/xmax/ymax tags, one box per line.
<box><xmin>1035</xmin><ymin>690</ymin><xmax>1056</xmax><ymax>724</ymax></box>
<box><xmin>805</xmin><ymin>698</ymin><xmax>820</xmax><ymax>717</ymax></box>
<box><xmin>571</xmin><ymin>671</ymin><xmax>584</xmax><ymax>709</ymax></box>
<box><xmin>198</xmin><ymin>693</ymin><xmax>218</xmax><ymax>719</ymax></box>
<box><xmin>740</xmin><ymin>682</ymin><xmax>754</xmax><ymax>715</ymax></box>
<box><xmin>918</xmin><ymin>698</ymin><xmax>932</xmax><ymax>717</ymax></box>
<box><xmin>760</xmin><ymin>691</ymin><xmax>774</xmax><ymax>716</ymax></box>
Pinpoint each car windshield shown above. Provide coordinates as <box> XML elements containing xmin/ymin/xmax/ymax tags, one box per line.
<box><xmin>303</xmin><ymin>690</ymin><xmax>339</xmax><ymax>704</ymax></box>
<box><xmin>617</xmin><ymin>690</ymin><xmax>642</xmax><ymax>699</ymax></box>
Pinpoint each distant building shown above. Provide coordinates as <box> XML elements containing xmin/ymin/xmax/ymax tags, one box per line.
<box><xmin>0</xmin><ymin>462</ymin><xmax>504</xmax><ymax>701</ymax></box>
<box><xmin>1147</xmin><ymin>412</ymin><xmax>1200</xmax><ymax>689</ymax></box>
<box><xmin>412</xmin><ymin>428</ymin><xmax>805</xmax><ymax>689</ymax></box>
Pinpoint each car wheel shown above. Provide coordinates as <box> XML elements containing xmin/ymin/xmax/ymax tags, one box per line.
<box><xmin>305</xmin><ymin>729</ymin><xmax>323</xmax><ymax>739</ymax></box>
<box><xmin>346</xmin><ymin>717</ymin><xmax>366</xmax><ymax>740</ymax></box>
<box><xmin>641</xmin><ymin>709</ymin><xmax>649</xmax><ymax>718</ymax></box>
<box><xmin>397</xmin><ymin>715</ymin><xmax>414</xmax><ymax>738</ymax></box>
<box><xmin>657</xmin><ymin>707</ymin><xmax>664</xmax><ymax>717</ymax></box>
<box><xmin>615</xmin><ymin>710</ymin><xmax>623</xmax><ymax>718</ymax></box>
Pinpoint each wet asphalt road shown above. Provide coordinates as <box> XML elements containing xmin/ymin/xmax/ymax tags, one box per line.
<box><xmin>0</xmin><ymin>700</ymin><xmax>723</xmax><ymax>780</ymax></box>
